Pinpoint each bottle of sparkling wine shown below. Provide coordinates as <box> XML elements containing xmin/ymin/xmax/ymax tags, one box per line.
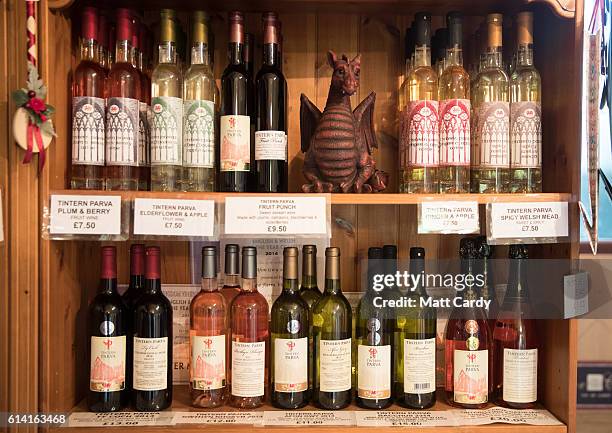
<box><xmin>189</xmin><ymin>246</ymin><xmax>228</xmax><ymax>407</ymax></box>
<box><xmin>122</xmin><ymin>243</ymin><xmax>145</xmax><ymax>311</ymax></box>
<box><xmin>221</xmin><ymin>244</ymin><xmax>241</xmax><ymax>307</ymax></box>
<box><xmin>229</xmin><ymin>247</ymin><xmax>269</xmax><ymax>408</ymax></box>
<box><xmin>132</xmin><ymin>246</ymin><xmax>173</xmax><ymax>411</ymax></box>
<box><xmin>312</xmin><ymin>247</ymin><xmax>352</xmax><ymax>409</ymax></box>
<box><xmin>299</xmin><ymin>245</ymin><xmax>321</xmax><ymax>309</ymax></box>
<box><xmin>494</xmin><ymin>244</ymin><xmax>539</xmax><ymax>408</ymax></box>
<box><xmin>271</xmin><ymin>247</ymin><xmax>310</xmax><ymax>408</ymax></box>
<box><xmin>88</xmin><ymin>246</ymin><xmax>129</xmax><ymax>411</ymax></box>
<box><xmin>355</xmin><ymin>247</ymin><xmax>393</xmax><ymax>409</ymax></box>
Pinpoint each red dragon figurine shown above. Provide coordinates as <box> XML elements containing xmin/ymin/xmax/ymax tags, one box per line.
<box><xmin>300</xmin><ymin>51</ymin><xmax>388</xmax><ymax>193</ymax></box>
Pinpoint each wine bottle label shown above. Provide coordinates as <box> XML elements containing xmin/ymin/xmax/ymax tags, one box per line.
<box><xmin>273</xmin><ymin>337</ymin><xmax>308</xmax><ymax>392</ymax></box>
<box><xmin>403</xmin><ymin>338</ymin><xmax>436</xmax><ymax>394</ymax></box>
<box><xmin>473</xmin><ymin>101</ymin><xmax>510</xmax><ymax>168</ymax></box>
<box><xmin>510</xmin><ymin>102</ymin><xmax>542</xmax><ymax>168</ymax></box>
<box><xmin>89</xmin><ymin>335</ymin><xmax>126</xmax><ymax>392</ymax></box>
<box><xmin>105</xmin><ymin>97</ymin><xmax>139</xmax><ymax>166</ymax></box>
<box><xmin>72</xmin><ymin>96</ymin><xmax>105</xmax><ymax>166</ymax></box>
<box><xmin>439</xmin><ymin>99</ymin><xmax>470</xmax><ymax>166</ymax></box>
<box><xmin>191</xmin><ymin>334</ymin><xmax>226</xmax><ymax>391</ymax></box>
<box><xmin>150</xmin><ymin>96</ymin><xmax>183</xmax><ymax>166</ymax></box>
<box><xmin>357</xmin><ymin>344</ymin><xmax>391</xmax><ymax>399</ymax></box>
<box><xmin>220</xmin><ymin>115</ymin><xmax>251</xmax><ymax>172</ymax></box>
<box><xmin>319</xmin><ymin>338</ymin><xmax>352</xmax><ymax>393</ymax></box>
<box><xmin>400</xmin><ymin>100</ymin><xmax>439</xmax><ymax>168</ymax></box>
<box><xmin>503</xmin><ymin>348</ymin><xmax>538</xmax><ymax>403</ymax></box>
<box><xmin>137</xmin><ymin>101</ymin><xmax>150</xmax><ymax>167</ymax></box>
<box><xmin>255</xmin><ymin>131</ymin><xmax>287</xmax><ymax>161</ymax></box>
<box><xmin>453</xmin><ymin>349</ymin><xmax>488</xmax><ymax>404</ymax></box>
<box><xmin>133</xmin><ymin>336</ymin><xmax>168</xmax><ymax>391</ymax></box>
<box><xmin>231</xmin><ymin>340</ymin><xmax>265</xmax><ymax>397</ymax></box>
<box><xmin>183</xmin><ymin>99</ymin><xmax>215</xmax><ymax>168</ymax></box>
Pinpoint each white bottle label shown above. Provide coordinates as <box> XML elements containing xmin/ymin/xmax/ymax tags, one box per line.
<box><xmin>183</xmin><ymin>99</ymin><xmax>215</xmax><ymax>168</ymax></box>
<box><xmin>453</xmin><ymin>349</ymin><xmax>488</xmax><ymax>404</ymax></box>
<box><xmin>191</xmin><ymin>334</ymin><xmax>226</xmax><ymax>391</ymax></box>
<box><xmin>357</xmin><ymin>344</ymin><xmax>391</xmax><ymax>399</ymax></box>
<box><xmin>400</xmin><ymin>100</ymin><xmax>439</xmax><ymax>168</ymax></box>
<box><xmin>72</xmin><ymin>96</ymin><xmax>105</xmax><ymax>166</ymax></box>
<box><xmin>231</xmin><ymin>341</ymin><xmax>265</xmax><ymax>397</ymax></box>
<box><xmin>220</xmin><ymin>115</ymin><xmax>251</xmax><ymax>171</ymax></box>
<box><xmin>105</xmin><ymin>97</ymin><xmax>139</xmax><ymax>165</ymax></box>
<box><xmin>503</xmin><ymin>348</ymin><xmax>538</xmax><ymax>403</ymax></box>
<box><xmin>319</xmin><ymin>338</ymin><xmax>352</xmax><ymax>392</ymax></box>
<box><xmin>403</xmin><ymin>338</ymin><xmax>436</xmax><ymax>394</ymax></box>
<box><xmin>510</xmin><ymin>101</ymin><xmax>542</xmax><ymax>168</ymax></box>
<box><xmin>150</xmin><ymin>96</ymin><xmax>183</xmax><ymax>166</ymax></box>
<box><xmin>473</xmin><ymin>101</ymin><xmax>510</xmax><ymax>168</ymax></box>
<box><xmin>90</xmin><ymin>335</ymin><xmax>126</xmax><ymax>392</ymax></box>
<box><xmin>133</xmin><ymin>336</ymin><xmax>168</xmax><ymax>391</ymax></box>
<box><xmin>137</xmin><ymin>101</ymin><xmax>150</xmax><ymax>167</ymax></box>
<box><xmin>439</xmin><ymin>98</ymin><xmax>470</xmax><ymax>166</ymax></box>
<box><xmin>255</xmin><ymin>131</ymin><xmax>287</xmax><ymax>161</ymax></box>
<box><xmin>274</xmin><ymin>337</ymin><xmax>308</xmax><ymax>392</ymax></box>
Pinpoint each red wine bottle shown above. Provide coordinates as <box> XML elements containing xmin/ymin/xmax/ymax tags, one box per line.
<box><xmin>122</xmin><ymin>243</ymin><xmax>145</xmax><ymax>310</ymax></box>
<box><xmin>88</xmin><ymin>246</ymin><xmax>129</xmax><ymax>411</ymax></box>
<box><xmin>255</xmin><ymin>13</ymin><xmax>288</xmax><ymax>192</ymax></box>
<box><xmin>132</xmin><ymin>246</ymin><xmax>173</xmax><ymax>411</ymax></box>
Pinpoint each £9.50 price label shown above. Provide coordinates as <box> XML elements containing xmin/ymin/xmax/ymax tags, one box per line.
<box><xmin>418</xmin><ymin>201</ymin><xmax>479</xmax><ymax>234</ymax></box>
<box><xmin>224</xmin><ymin>196</ymin><xmax>328</xmax><ymax>236</ymax></box>
<box><xmin>50</xmin><ymin>195</ymin><xmax>122</xmax><ymax>235</ymax></box>
<box><xmin>488</xmin><ymin>201</ymin><xmax>568</xmax><ymax>239</ymax></box>
<box><xmin>133</xmin><ymin>198</ymin><xmax>215</xmax><ymax>237</ymax></box>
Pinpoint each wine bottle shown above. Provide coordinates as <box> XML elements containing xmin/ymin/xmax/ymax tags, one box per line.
<box><xmin>355</xmin><ymin>247</ymin><xmax>393</xmax><ymax>409</ymax></box>
<box><xmin>312</xmin><ymin>247</ymin><xmax>352</xmax><ymax>409</ymax></box>
<box><xmin>87</xmin><ymin>246</ymin><xmax>129</xmax><ymax>411</ymax></box>
<box><xmin>445</xmin><ymin>238</ymin><xmax>492</xmax><ymax>408</ymax></box>
<box><xmin>494</xmin><ymin>245</ymin><xmax>539</xmax><ymax>408</ymax></box>
<box><xmin>255</xmin><ymin>13</ymin><xmax>288</xmax><ymax>192</ymax></box>
<box><xmin>229</xmin><ymin>247</ymin><xmax>269</xmax><ymax>408</ymax></box>
<box><xmin>132</xmin><ymin>246</ymin><xmax>173</xmax><ymax>411</ymax></box>
<box><xmin>509</xmin><ymin>12</ymin><xmax>542</xmax><ymax>193</ymax></box>
<box><xmin>299</xmin><ymin>245</ymin><xmax>321</xmax><ymax>309</ymax></box>
<box><xmin>271</xmin><ymin>247</ymin><xmax>310</xmax><ymax>408</ymax></box>
<box><xmin>105</xmin><ymin>8</ymin><xmax>140</xmax><ymax>191</ymax></box>
<box><xmin>97</xmin><ymin>11</ymin><xmax>110</xmax><ymax>73</ymax></box>
<box><xmin>244</xmin><ymin>32</ymin><xmax>255</xmax><ymax>79</ymax></box>
<box><xmin>150</xmin><ymin>9</ymin><xmax>183</xmax><ymax>192</ymax></box>
<box><xmin>396</xmin><ymin>247</ymin><xmax>437</xmax><ymax>409</ymax></box>
<box><xmin>399</xmin><ymin>12</ymin><xmax>439</xmax><ymax>194</ymax></box>
<box><xmin>221</xmin><ymin>244</ymin><xmax>241</xmax><ymax>306</ymax></box>
<box><xmin>475</xmin><ymin>235</ymin><xmax>499</xmax><ymax>328</ymax></box>
<box><xmin>219</xmin><ymin>12</ymin><xmax>254</xmax><ymax>192</ymax></box>
<box><xmin>122</xmin><ymin>243</ymin><xmax>145</xmax><ymax>310</ymax></box>
<box><xmin>182</xmin><ymin>11</ymin><xmax>217</xmax><ymax>192</ymax></box>
<box><xmin>189</xmin><ymin>246</ymin><xmax>228</xmax><ymax>407</ymax></box>
<box><xmin>433</xmin><ymin>28</ymin><xmax>447</xmax><ymax>78</ymax></box>
<box><xmin>438</xmin><ymin>11</ymin><xmax>471</xmax><ymax>193</ymax></box>
<box><xmin>71</xmin><ymin>6</ymin><xmax>106</xmax><ymax>190</ymax></box>
<box><xmin>135</xmin><ymin>20</ymin><xmax>151</xmax><ymax>191</ymax></box>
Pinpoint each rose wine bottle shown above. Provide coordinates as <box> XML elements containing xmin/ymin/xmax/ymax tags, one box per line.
<box><xmin>270</xmin><ymin>247</ymin><xmax>310</xmax><ymax>409</ymax></box>
<box><xmin>88</xmin><ymin>246</ymin><xmax>129</xmax><ymax>411</ymax></box>
<box><xmin>105</xmin><ymin>8</ymin><xmax>140</xmax><ymax>191</ymax></box>
<box><xmin>475</xmin><ymin>235</ymin><xmax>499</xmax><ymax>328</ymax></box>
<box><xmin>221</xmin><ymin>244</ymin><xmax>241</xmax><ymax>306</ymax></box>
<box><xmin>445</xmin><ymin>238</ymin><xmax>492</xmax><ymax>408</ymax></box>
<box><xmin>71</xmin><ymin>6</ymin><xmax>106</xmax><ymax>190</ymax></box>
<box><xmin>494</xmin><ymin>245</ymin><xmax>539</xmax><ymax>408</ymax></box>
<box><xmin>229</xmin><ymin>247</ymin><xmax>269</xmax><ymax>408</ymax></box>
<box><xmin>312</xmin><ymin>247</ymin><xmax>352</xmax><ymax>410</ymax></box>
<box><xmin>122</xmin><ymin>243</ymin><xmax>145</xmax><ymax>311</ymax></box>
<box><xmin>132</xmin><ymin>246</ymin><xmax>173</xmax><ymax>411</ymax></box>
<box><xmin>190</xmin><ymin>246</ymin><xmax>228</xmax><ymax>407</ymax></box>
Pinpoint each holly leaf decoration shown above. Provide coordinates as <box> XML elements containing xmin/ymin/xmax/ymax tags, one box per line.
<box><xmin>40</xmin><ymin>119</ymin><xmax>57</xmax><ymax>137</ymax></box>
<box><xmin>11</xmin><ymin>89</ymin><xmax>29</xmax><ymax>107</ymax></box>
<box><xmin>27</xmin><ymin>64</ymin><xmax>47</xmax><ymax>99</ymax></box>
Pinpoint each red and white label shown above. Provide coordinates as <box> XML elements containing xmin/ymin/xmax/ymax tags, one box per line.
<box><xmin>439</xmin><ymin>99</ymin><xmax>470</xmax><ymax>166</ymax></box>
<box><xmin>273</xmin><ymin>337</ymin><xmax>308</xmax><ymax>392</ymax></box>
<box><xmin>400</xmin><ymin>100</ymin><xmax>439</xmax><ymax>168</ymax></box>
<box><xmin>191</xmin><ymin>334</ymin><xmax>226</xmax><ymax>391</ymax></box>
<box><xmin>220</xmin><ymin>115</ymin><xmax>251</xmax><ymax>172</ymax></box>
<box><xmin>90</xmin><ymin>335</ymin><xmax>126</xmax><ymax>392</ymax></box>
<box><xmin>453</xmin><ymin>349</ymin><xmax>489</xmax><ymax>404</ymax></box>
<box><xmin>357</xmin><ymin>344</ymin><xmax>391</xmax><ymax>399</ymax></box>
<box><xmin>473</xmin><ymin>101</ymin><xmax>510</xmax><ymax>168</ymax></box>
<box><xmin>133</xmin><ymin>337</ymin><xmax>168</xmax><ymax>391</ymax></box>
<box><xmin>510</xmin><ymin>101</ymin><xmax>542</xmax><ymax>168</ymax></box>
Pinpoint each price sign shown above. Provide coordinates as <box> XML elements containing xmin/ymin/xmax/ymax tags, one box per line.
<box><xmin>418</xmin><ymin>201</ymin><xmax>479</xmax><ymax>234</ymax></box>
<box><xmin>133</xmin><ymin>198</ymin><xmax>215</xmax><ymax>237</ymax></box>
<box><xmin>224</xmin><ymin>196</ymin><xmax>328</xmax><ymax>236</ymax></box>
<box><xmin>67</xmin><ymin>412</ymin><xmax>176</xmax><ymax>427</ymax></box>
<box><xmin>174</xmin><ymin>412</ymin><xmax>262</xmax><ymax>425</ymax></box>
<box><xmin>488</xmin><ymin>202</ymin><xmax>568</xmax><ymax>240</ymax></box>
<box><xmin>354</xmin><ymin>411</ymin><xmax>456</xmax><ymax>427</ymax></box>
<box><xmin>263</xmin><ymin>411</ymin><xmax>355</xmax><ymax>426</ymax></box>
<box><xmin>49</xmin><ymin>195</ymin><xmax>121</xmax><ymax>235</ymax></box>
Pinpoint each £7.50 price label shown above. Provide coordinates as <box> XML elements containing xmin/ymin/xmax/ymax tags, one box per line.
<box><xmin>133</xmin><ymin>198</ymin><xmax>215</xmax><ymax>237</ymax></box>
<box><xmin>488</xmin><ymin>201</ymin><xmax>568</xmax><ymax>240</ymax></box>
<box><xmin>418</xmin><ymin>201</ymin><xmax>479</xmax><ymax>234</ymax></box>
<box><xmin>49</xmin><ymin>195</ymin><xmax>122</xmax><ymax>235</ymax></box>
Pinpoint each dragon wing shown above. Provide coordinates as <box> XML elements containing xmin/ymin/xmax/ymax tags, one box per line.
<box><xmin>300</xmin><ymin>93</ymin><xmax>322</xmax><ymax>153</ymax></box>
<box><xmin>353</xmin><ymin>91</ymin><xmax>378</xmax><ymax>154</ymax></box>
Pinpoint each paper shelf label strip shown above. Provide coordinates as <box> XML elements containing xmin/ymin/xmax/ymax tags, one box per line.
<box><xmin>49</xmin><ymin>194</ymin><xmax>121</xmax><ymax>235</ymax></box>
<box><xmin>133</xmin><ymin>198</ymin><xmax>215</xmax><ymax>237</ymax></box>
<box><xmin>418</xmin><ymin>201</ymin><xmax>480</xmax><ymax>234</ymax></box>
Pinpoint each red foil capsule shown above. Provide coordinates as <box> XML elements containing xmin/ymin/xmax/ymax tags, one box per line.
<box><xmin>228</xmin><ymin>11</ymin><xmax>245</xmax><ymax>44</ymax></box>
<box><xmin>262</xmin><ymin>12</ymin><xmax>279</xmax><ymax>45</ymax></box>
<box><xmin>97</xmin><ymin>11</ymin><xmax>108</xmax><ymax>49</ymax></box>
<box><xmin>81</xmin><ymin>6</ymin><xmax>98</xmax><ymax>41</ymax></box>
<box><xmin>145</xmin><ymin>246</ymin><xmax>161</xmax><ymax>280</ymax></box>
<box><xmin>131</xmin><ymin>244</ymin><xmax>145</xmax><ymax>276</ymax></box>
<box><xmin>100</xmin><ymin>246</ymin><xmax>117</xmax><ymax>279</ymax></box>
<box><xmin>116</xmin><ymin>8</ymin><xmax>133</xmax><ymax>42</ymax></box>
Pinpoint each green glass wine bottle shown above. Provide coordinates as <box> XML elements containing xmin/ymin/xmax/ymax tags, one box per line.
<box><xmin>299</xmin><ymin>245</ymin><xmax>321</xmax><ymax>309</ymax></box>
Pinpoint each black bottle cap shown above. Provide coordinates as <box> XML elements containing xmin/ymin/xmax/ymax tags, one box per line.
<box><xmin>475</xmin><ymin>235</ymin><xmax>494</xmax><ymax>258</ymax></box>
<box><xmin>410</xmin><ymin>247</ymin><xmax>425</xmax><ymax>259</ymax></box>
<box><xmin>201</xmin><ymin>246</ymin><xmax>218</xmax><ymax>279</ymax></box>
<box><xmin>225</xmin><ymin>244</ymin><xmax>240</xmax><ymax>275</ymax></box>
<box><xmin>382</xmin><ymin>244</ymin><xmax>397</xmax><ymax>259</ymax></box>
<box><xmin>404</xmin><ymin>26</ymin><xmax>414</xmax><ymax>60</ymax></box>
<box><xmin>509</xmin><ymin>244</ymin><xmax>529</xmax><ymax>259</ymax></box>
<box><xmin>368</xmin><ymin>247</ymin><xmax>384</xmax><ymax>260</ymax></box>
<box><xmin>447</xmin><ymin>11</ymin><xmax>463</xmax><ymax>48</ymax></box>
<box><xmin>414</xmin><ymin>12</ymin><xmax>432</xmax><ymax>46</ymax></box>
<box><xmin>433</xmin><ymin>28</ymin><xmax>448</xmax><ymax>62</ymax></box>
<box><xmin>241</xmin><ymin>246</ymin><xmax>257</xmax><ymax>279</ymax></box>
<box><xmin>459</xmin><ymin>238</ymin><xmax>477</xmax><ymax>259</ymax></box>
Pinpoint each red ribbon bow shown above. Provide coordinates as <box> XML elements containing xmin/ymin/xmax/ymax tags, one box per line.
<box><xmin>23</xmin><ymin>118</ymin><xmax>46</xmax><ymax>171</ymax></box>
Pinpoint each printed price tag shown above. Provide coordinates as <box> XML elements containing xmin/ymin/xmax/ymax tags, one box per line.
<box><xmin>564</xmin><ymin>271</ymin><xmax>589</xmax><ymax>319</ymax></box>
<box><xmin>354</xmin><ymin>411</ymin><xmax>456</xmax><ymax>427</ymax></box>
<box><xmin>488</xmin><ymin>202</ymin><xmax>568</xmax><ymax>240</ymax></box>
<box><xmin>67</xmin><ymin>412</ymin><xmax>176</xmax><ymax>427</ymax></box>
<box><xmin>224</xmin><ymin>196</ymin><xmax>328</xmax><ymax>236</ymax></box>
<box><xmin>49</xmin><ymin>195</ymin><xmax>121</xmax><ymax>235</ymax></box>
<box><xmin>451</xmin><ymin>408</ymin><xmax>562</xmax><ymax>426</ymax></box>
<box><xmin>418</xmin><ymin>201</ymin><xmax>479</xmax><ymax>234</ymax></box>
<box><xmin>263</xmin><ymin>411</ymin><xmax>355</xmax><ymax>426</ymax></box>
<box><xmin>133</xmin><ymin>198</ymin><xmax>215</xmax><ymax>237</ymax></box>
<box><xmin>174</xmin><ymin>412</ymin><xmax>263</xmax><ymax>425</ymax></box>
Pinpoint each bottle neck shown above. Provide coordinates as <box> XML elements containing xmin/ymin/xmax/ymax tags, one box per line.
<box><xmin>201</xmin><ymin>276</ymin><xmax>218</xmax><ymax>292</ymax></box>
<box><xmin>115</xmin><ymin>39</ymin><xmax>132</xmax><ymax>65</ymax></box>
<box><xmin>324</xmin><ymin>278</ymin><xmax>341</xmax><ymax>295</ymax></box>
<box><xmin>516</xmin><ymin>44</ymin><xmax>534</xmax><ymax>67</ymax></box>
<box><xmin>99</xmin><ymin>278</ymin><xmax>118</xmax><ymax>295</ymax></box>
<box><xmin>191</xmin><ymin>42</ymin><xmax>210</xmax><ymax>66</ymax></box>
<box><xmin>145</xmin><ymin>278</ymin><xmax>161</xmax><ymax>294</ymax></box>
<box><xmin>409</xmin><ymin>263</ymin><xmax>426</xmax><ymax>295</ymax></box>
<box><xmin>241</xmin><ymin>277</ymin><xmax>257</xmax><ymax>293</ymax></box>
<box><xmin>228</xmin><ymin>42</ymin><xmax>244</xmax><ymax>66</ymax></box>
<box><xmin>506</xmin><ymin>258</ymin><xmax>529</xmax><ymax>299</ymax></box>
<box><xmin>485</xmin><ymin>46</ymin><xmax>503</xmax><ymax>69</ymax></box>
<box><xmin>263</xmin><ymin>43</ymin><xmax>280</xmax><ymax>67</ymax></box>
<box><xmin>414</xmin><ymin>45</ymin><xmax>431</xmax><ymax>67</ymax></box>
<box><xmin>158</xmin><ymin>41</ymin><xmax>177</xmax><ymax>64</ymax></box>
<box><xmin>460</xmin><ymin>258</ymin><xmax>478</xmax><ymax>299</ymax></box>
<box><xmin>301</xmin><ymin>254</ymin><xmax>317</xmax><ymax>289</ymax></box>
<box><xmin>130</xmin><ymin>274</ymin><xmax>144</xmax><ymax>289</ymax></box>
<box><xmin>224</xmin><ymin>273</ymin><xmax>240</xmax><ymax>287</ymax></box>
<box><xmin>138</xmin><ymin>51</ymin><xmax>145</xmax><ymax>71</ymax></box>
<box><xmin>131</xmin><ymin>48</ymin><xmax>140</xmax><ymax>68</ymax></box>
<box><xmin>445</xmin><ymin>46</ymin><xmax>463</xmax><ymax>67</ymax></box>
<box><xmin>80</xmin><ymin>38</ymin><xmax>99</xmax><ymax>63</ymax></box>
<box><xmin>283</xmin><ymin>278</ymin><xmax>299</xmax><ymax>295</ymax></box>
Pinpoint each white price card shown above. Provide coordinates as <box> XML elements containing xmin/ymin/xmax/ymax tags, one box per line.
<box><xmin>224</xmin><ymin>196</ymin><xmax>328</xmax><ymax>236</ymax></box>
<box><xmin>452</xmin><ymin>407</ymin><xmax>562</xmax><ymax>426</ymax></box>
<box><xmin>49</xmin><ymin>194</ymin><xmax>121</xmax><ymax>235</ymax></box>
<box><xmin>174</xmin><ymin>412</ymin><xmax>263</xmax><ymax>425</ymax></box>
<box><xmin>263</xmin><ymin>411</ymin><xmax>355</xmax><ymax>426</ymax></box>
<box><xmin>418</xmin><ymin>201</ymin><xmax>479</xmax><ymax>234</ymax></box>
<box><xmin>133</xmin><ymin>198</ymin><xmax>215</xmax><ymax>237</ymax></box>
<box><xmin>67</xmin><ymin>412</ymin><xmax>176</xmax><ymax>427</ymax></box>
<box><xmin>488</xmin><ymin>201</ymin><xmax>568</xmax><ymax>240</ymax></box>
<box><xmin>564</xmin><ymin>271</ymin><xmax>589</xmax><ymax>319</ymax></box>
<box><xmin>354</xmin><ymin>411</ymin><xmax>456</xmax><ymax>427</ymax></box>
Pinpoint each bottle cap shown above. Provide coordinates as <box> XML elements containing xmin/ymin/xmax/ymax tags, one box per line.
<box><xmin>229</xmin><ymin>11</ymin><xmax>245</xmax><ymax>44</ymax></box>
<box><xmin>459</xmin><ymin>238</ymin><xmax>477</xmax><ymax>259</ymax></box>
<box><xmin>201</xmin><ymin>246</ymin><xmax>218</xmax><ymax>278</ymax></box>
<box><xmin>242</xmin><ymin>246</ymin><xmax>257</xmax><ymax>279</ymax></box>
<box><xmin>433</xmin><ymin>28</ymin><xmax>448</xmax><ymax>61</ymax></box>
<box><xmin>475</xmin><ymin>235</ymin><xmax>493</xmax><ymax>258</ymax></box>
<box><xmin>447</xmin><ymin>11</ymin><xmax>463</xmax><ymax>48</ymax></box>
<box><xmin>509</xmin><ymin>244</ymin><xmax>529</xmax><ymax>259</ymax></box>
<box><xmin>517</xmin><ymin>11</ymin><xmax>534</xmax><ymax>45</ymax></box>
<box><xmin>145</xmin><ymin>246</ymin><xmax>161</xmax><ymax>279</ymax></box>
<box><xmin>97</xmin><ymin>11</ymin><xmax>109</xmax><ymax>48</ymax></box>
<box><xmin>302</xmin><ymin>245</ymin><xmax>317</xmax><ymax>277</ymax></box>
<box><xmin>116</xmin><ymin>9</ymin><xmax>133</xmax><ymax>42</ymax></box>
<box><xmin>160</xmin><ymin>11</ymin><xmax>177</xmax><ymax>43</ymax></box>
<box><xmin>410</xmin><ymin>247</ymin><xmax>425</xmax><ymax>259</ymax></box>
<box><xmin>130</xmin><ymin>244</ymin><xmax>145</xmax><ymax>276</ymax></box>
<box><xmin>325</xmin><ymin>247</ymin><xmax>341</xmax><ymax>280</ymax></box>
<box><xmin>283</xmin><ymin>247</ymin><xmax>298</xmax><ymax>280</ymax></box>
<box><xmin>262</xmin><ymin>12</ymin><xmax>279</xmax><ymax>45</ymax></box>
<box><xmin>382</xmin><ymin>245</ymin><xmax>397</xmax><ymax>259</ymax></box>
<box><xmin>101</xmin><ymin>246</ymin><xmax>117</xmax><ymax>279</ymax></box>
<box><xmin>414</xmin><ymin>12</ymin><xmax>432</xmax><ymax>47</ymax></box>
<box><xmin>487</xmin><ymin>13</ymin><xmax>503</xmax><ymax>48</ymax></box>
<box><xmin>224</xmin><ymin>244</ymin><xmax>240</xmax><ymax>275</ymax></box>
<box><xmin>81</xmin><ymin>7</ymin><xmax>98</xmax><ymax>41</ymax></box>
<box><xmin>192</xmin><ymin>11</ymin><xmax>210</xmax><ymax>44</ymax></box>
